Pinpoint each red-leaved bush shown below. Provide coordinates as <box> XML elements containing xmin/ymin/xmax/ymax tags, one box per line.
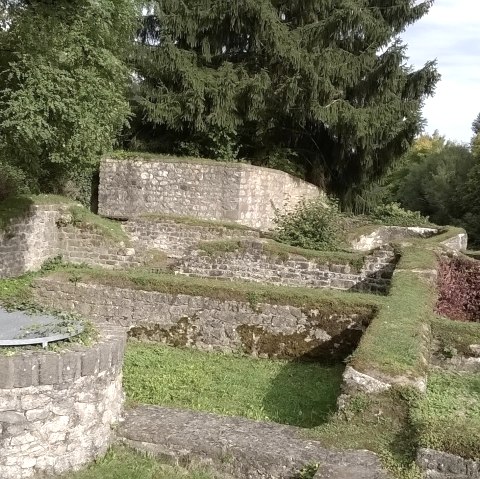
<box><xmin>436</xmin><ymin>257</ymin><xmax>480</xmax><ymax>322</ymax></box>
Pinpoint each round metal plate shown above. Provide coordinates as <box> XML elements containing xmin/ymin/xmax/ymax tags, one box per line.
<box><xmin>0</xmin><ymin>307</ymin><xmax>84</xmax><ymax>348</ymax></box>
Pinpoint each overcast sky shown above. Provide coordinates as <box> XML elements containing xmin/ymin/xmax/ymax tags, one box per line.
<box><xmin>401</xmin><ymin>0</ymin><xmax>480</xmax><ymax>144</ymax></box>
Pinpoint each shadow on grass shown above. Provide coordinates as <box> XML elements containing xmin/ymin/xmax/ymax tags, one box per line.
<box><xmin>262</xmin><ymin>358</ymin><xmax>344</xmax><ymax>428</ymax></box>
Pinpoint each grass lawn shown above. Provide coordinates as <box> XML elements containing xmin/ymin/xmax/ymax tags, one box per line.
<box><xmin>123</xmin><ymin>342</ymin><xmax>344</xmax><ymax>428</ymax></box>
<box><xmin>412</xmin><ymin>371</ymin><xmax>480</xmax><ymax>460</ymax></box>
<box><xmin>60</xmin><ymin>446</ymin><xmax>217</xmax><ymax>479</ymax></box>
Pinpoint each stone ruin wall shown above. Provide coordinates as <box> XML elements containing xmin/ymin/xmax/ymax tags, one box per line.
<box><xmin>175</xmin><ymin>240</ymin><xmax>398</xmax><ymax>294</ymax></box>
<box><xmin>0</xmin><ymin>205</ymin><xmax>60</xmax><ymax>278</ymax></box>
<box><xmin>98</xmin><ymin>159</ymin><xmax>321</xmax><ymax>231</ymax></box>
<box><xmin>0</xmin><ymin>205</ymin><xmax>398</xmax><ymax>294</ymax></box>
<box><xmin>122</xmin><ymin>218</ymin><xmax>261</xmax><ymax>258</ymax></box>
<box><xmin>0</xmin><ymin>205</ymin><xmax>143</xmax><ymax>279</ymax></box>
<box><xmin>33</xmin><ymin>277</ymin><xmax>375</xmax><ymax>361</ymax></box>
<box><xmin>0</xmin><ymin>324</ymin><xmax>125</xmax><ymax>479</ymax></box>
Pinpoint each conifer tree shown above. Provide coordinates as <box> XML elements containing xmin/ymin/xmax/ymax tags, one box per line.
<box><xmin>132</xmin><ymin>0</ymin><xmax>439</xmax><ymax>202</ymax></box>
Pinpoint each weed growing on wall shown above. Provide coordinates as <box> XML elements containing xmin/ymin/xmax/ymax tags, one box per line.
<box><xmin>272</xmin><ymin>197</ymin><xmax>345</xmax><ymax>251</ymax></box>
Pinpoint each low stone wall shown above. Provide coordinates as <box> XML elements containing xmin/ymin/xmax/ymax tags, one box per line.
<box><xmin>175</xmin><ymin>241</ymin><xmax>398</xmax><ymax>293</ymax></box>
<box><xmin>33</xmin><ymin>277</ymin><xmax>375</xmax><ymax>361</ymax></box>
<box><xmin>123</xmin><ymin>218</ymin><xmax>260</xmax><ymax>258</ymax></box>
<box><xmin>98</xmin><ymin>158</ymin><xmax>321</xmax><ymax>230</ymax></box>
<box><xmin>0</xmin><ymin>204</ymin><xmax>60</xmax><ymax>278</ymax></box>
<box><xmin>417</xmin><ymin>448</ymin><xmax>480</xmax><ymax>479</ymax></box>
<box><xmin>0</xmin><ymin>324</ymin><xmax>126</xmax><ymax>479</ymax></box>
<box><xmin>118</xmin><ymin>405</ymin><xmax>391</xmax><ymax>479</ymax></box>
<box><xmin>58</xmin><ymin>224</ymin><xmax>143</xmax><ymax>269</ymax></box>
<box><xmin>0</xmin><ymin>204</ymin><xmax>144</xmax><ymax>278</ymax></box>
<box><xmin>350</xmin><ymin>226</ymin><xmax>439</xmax><ymax>251</ymax></box>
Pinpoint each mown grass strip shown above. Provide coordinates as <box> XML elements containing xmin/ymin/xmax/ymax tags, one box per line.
<box><xmin>68</xmin><ymin>205</ymin><xmax>129</xmax><ymax>244</ymax></box>
<box><xmin>411</xmin><ymin>371</ymin><xmax>480</xmax><ymax>460</ymax></box>
<box><xmin>307</xmin><ymin>388</ymin><xmax>422</xmax><ymax>479</ymax></box>
<box><xmin>431</xmin><ymin>315</ymin><xmax>480</xmax><ymax>356</ymax></box>
<box><xmin>60</xmin><ymin>445</ymin><xmax>217</xmax><ymax>479</ymax></box>
<box><xmin>350</xmin><ymin>268</ymin><xmax>434</xmax><ymax>378</ymax></box>
<box><xmin>106</xmin><ymin>150</ymin><xmax>243</xmax><ymax>167</ymax></box>
<box><xmin>138</xmin><ymin>212</ymin><xmax>256</xmax><ymax>232</ymax></box>
<box><xmin>124</xmin><ymin>342</ymin><xmax>344</xmax><ymax>428</ymax></box>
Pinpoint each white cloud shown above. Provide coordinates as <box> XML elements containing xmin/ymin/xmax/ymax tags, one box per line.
<box><xmin>401</xmin><ymin>0</ymin><xmax>480</xmax><ymax>143</ymax></box>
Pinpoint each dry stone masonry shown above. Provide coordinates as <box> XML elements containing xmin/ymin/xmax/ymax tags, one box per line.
<box><xmin>0</xmin><ymin>204</ymin><xmax>60</xmax><ymax>278</ymax></box>
<box><xmin>118</xmin><ymin>405</ymin><xmax>391</xmax><ymax>479</ymax></box>
<box><xmin>175</xmin><ymin>240</ymin><xmax>398</xmax><ymax>293</ymax></box>
<box><xmin>0</xmin><ymin>204</ymin><xmax>143</xmax><ymax>278</ymax></box>
<box><xmin>0</xmin><ymin>324</ymin><xmax>126</xmax><ymax>479</ymax></box>
<box><xmin>33</xmin><ymin>276</ymin><xmax>375</xmax><ymax>361</ymax></box>
<box><xmin>98</xmin><ymin>158</ymin><xmax>321</xmax><ymax>230</ymax></box>
<box><xmin>123</xmin><ymin>217</ymin><xmax>260</xmax><ymax>258</ymax></box>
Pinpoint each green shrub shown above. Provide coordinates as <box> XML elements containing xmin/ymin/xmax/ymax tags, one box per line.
<box><xmin>369</xmin><ymin>203</ymin><xmax>431</xmax><ymax>227</ymax></box>
<box><xmin>272</xmin><ymin>197</ymin><xmax>344</xmax><ymax>251</ymax></box>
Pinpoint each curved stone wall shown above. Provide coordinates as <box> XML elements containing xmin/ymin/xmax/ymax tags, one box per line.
<box><xmin>98</xmin><ymin>158</ymin><xmax>321</xmax><ymax>230</ymax></box>
<box><xmin>0</xmin><ymin>324</ymin><xmax>126</xmax><ymax>479</ymax></box>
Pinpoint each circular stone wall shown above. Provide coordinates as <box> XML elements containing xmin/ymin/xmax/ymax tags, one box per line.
<box><xmin>0</xmin><ymin>323</ymin><xmax>126</xmax><ymax>479</ymax></box>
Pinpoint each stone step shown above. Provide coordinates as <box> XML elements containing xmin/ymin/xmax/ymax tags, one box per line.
<box><xmin>117</xmin><ymin>405</ymin><xmax>391</xmax><ymax>479</ymax></box>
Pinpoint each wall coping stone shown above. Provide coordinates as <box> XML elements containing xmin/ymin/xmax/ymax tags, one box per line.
<box><xmin>417</xmin><ymin>448</ymin><xmax>480</xmax><ymax>478</ymax></box>
<box><xmin>118</xmin><ymin>404</ymin><xmax>391</xmax><ymax>479</ymax></box>
<box><xmin>0</xmin><ymin>323</ymin><xmax>125</xmax><ymax>389</ymax></box>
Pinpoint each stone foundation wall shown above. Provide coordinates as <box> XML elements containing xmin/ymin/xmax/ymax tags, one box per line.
<box><xmin>98</xmin><ymin>158</ymin><xmax>321</xmax><ymax>230</ymax></box>
<box><xmin>350</xmin><ymin>226</ymin><xmax>439</xmax><ymax>251</ymax></box>
<box><xmin>0</xmin><ymin>205</ymin><xmax>144</xmax><ymax>278</ymax></box>
<box><xmin>0</xmin><ymin>205</ymin><xmax>60</xmax><ymax>278</ymax></box>
<box><xmin>0</xmin><ymin>324</ymin><xmax>126</xmax><ymax>479</ymax></box>
<box><xmin>175</xmin><ymin>241</ymin><xmax>398</xmax><ymax>294</ymax></box>
<box><xmin>417</xmin><ymin>448</ymin><xmax>480</xmax><ymax>479</ymax></box>
<box><xmin>33</xmin><ymin>277</ymin><xmax>375</xmax><ymax>360</ymax></box>
<box><xmin>123</xmin><ymin>218</ymin><xmax>260</xmax><ymax>258</ymax></box>
<box><xmin>58</xmin><ymin>225</ymin><xmax>143</xmax><ymax>269</ymax></box>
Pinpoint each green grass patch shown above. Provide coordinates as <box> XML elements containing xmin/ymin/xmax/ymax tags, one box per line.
<box><xmin>107</xmin><ymin>150</ymin><xmax>245</xmax><ymax>167</ymax></box>
<box><xmin>431</xmin><ymin>315</ymin><xmax>480</xmax><ymax>356</ymax></box>
<box><xmin>138</xmin><ymin>213</ymin><xmax>256</xmax><ymax>232</ymax></box>
<box><xmin>395</xmin><ymin>246</ymin><xmax>438</xmax><ymax>271</ymax></box>
<box><xmin>425</xmin><ymin>226</ymin><xmax>466</xmax><ymax>245</ymax></box>
<box><xmin>45</xmin><ymin>267</ymin><xmax>381</xmax><ymax>313</ymax></box>
<box><xmin>196</xmin><ymin>238</ymin><xmax>366</xmax><ymax>271</ymax></box>
<box><xmin>308</xmin><ymin>389</ymin><xmax>422</xmax><ymax>479</ymax></box>
<box><xmin>412</xmin><ymin>371</ymin><xmax>480</xmax><ymax>459</ymax></box>
<box><xmin>60</xmin><ymin>445</ymin><xmax>217</xmax><ymax>479</ymax></box>
<box><xmin>350</xmin><ymin>271</ymin><xmax>433</xmax><ymax>379</ymax></box>
<box><xmin>0</xmin><ymin>274</ymin><xmax>35</xmax><ymax>307</ymax></box>
<box><xmin>124</xmin><ymin>342</ymin><xmax>344</xmax><ymax>428</ymax></box>
<box><xmin>68</xmin><ymin>206</ymin><xmax>129</xmax><ymax>244</ymax></box>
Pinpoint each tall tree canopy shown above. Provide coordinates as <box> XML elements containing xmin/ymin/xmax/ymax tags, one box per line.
<box><xmin>130</xmin><ymin>0</ymin><xmax>439</xmax><ymax>202</ymax></box>
<box><xmin>0</xmin><ymin>0</ymin><xmax>138</xmax><ymax>197</ymax></box>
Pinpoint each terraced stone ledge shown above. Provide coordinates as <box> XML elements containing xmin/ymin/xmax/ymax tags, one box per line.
<box><xmin>117</xmin><ymin>405</ymin><xmax>391</xmax><ymax>479</ymax></box>
<box><xmin>417</xmin><ymin>448</ymin><xmax>480</xmax><ymax>479</ymax></box>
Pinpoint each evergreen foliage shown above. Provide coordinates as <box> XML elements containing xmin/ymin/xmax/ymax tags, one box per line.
<box><xmin>0</xmin><ymin>0</ymin><xmax>138</xmax><ymax>197</ymax></box>
<box><xmin>129</xmin><ymin>0</ymin><xmax>439</xmax><ymax>201</ymax></box>
<box><xmin>472</xmin><ymin>112</ymin><xmax>480</xmax><ymax>136</ymax></box>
